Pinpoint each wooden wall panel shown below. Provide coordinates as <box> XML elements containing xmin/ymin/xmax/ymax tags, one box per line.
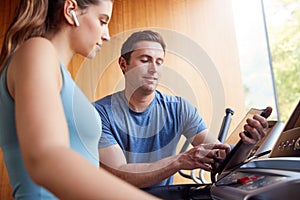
<box><xmin>73</xmin><ymin>2</ymin><xmax>245</xmax><ymax>137</ymax></box>
<box><xmin>0</xmin><ymin>0</ymin><xmax>19</xmax><ymax>47</ymax></box>
<box><xmin>0</xmin><ymin>151</ymin><xmax>13</xmax><ymax>200</ymax></box>
<box><xmin>73</xmin><ymin>0</ymin><xmax>246</xmax><ymax>128</ymax></box>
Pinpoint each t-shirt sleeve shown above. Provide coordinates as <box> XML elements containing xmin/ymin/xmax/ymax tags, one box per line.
<box><xmin>93</xmin><ymin>102</ymin><xmax>118</xmax><ymax>148</ymax></box>
<box><xmin>179</xmin><ymin>97</ymin><xmax>207</xmax><ymax>139</ymax></box>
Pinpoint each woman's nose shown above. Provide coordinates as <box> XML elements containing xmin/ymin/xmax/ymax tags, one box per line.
<box><xmin>101</xmin><ymin>26</ymin><xmax>110</xmax><ymax>41</ymax></box>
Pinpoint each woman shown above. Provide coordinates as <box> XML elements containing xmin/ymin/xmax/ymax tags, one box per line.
<box><xmin>0</xmin><ymin>0</ymin><xmax>157</xmax><ymax>199</ymax></box>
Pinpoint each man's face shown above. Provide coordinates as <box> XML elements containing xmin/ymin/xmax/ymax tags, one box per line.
<box><xmin>123</xmin><ymin>41</ymin><xmax>165</xmax><ymax>94</ymax></box>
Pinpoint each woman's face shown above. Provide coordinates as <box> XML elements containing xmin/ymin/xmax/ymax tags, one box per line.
<box><xmin>71</xmin><ymin>1</ymin><xmax>113</xmax><ymax>59</ymax></box>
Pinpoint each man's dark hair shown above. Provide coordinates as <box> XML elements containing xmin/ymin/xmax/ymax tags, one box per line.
<box><xmin>120</xmin><ymin>30</ymin><xmax>166</xmax><ymax>63</ymax></box>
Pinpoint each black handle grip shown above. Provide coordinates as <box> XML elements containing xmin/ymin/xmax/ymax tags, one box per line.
<box><xmin>218</xmin><ymin>108</ymin><xmax>234</xmax><ymax>143</ymax></box>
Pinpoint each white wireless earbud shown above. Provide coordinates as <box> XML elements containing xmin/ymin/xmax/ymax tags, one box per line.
<box><xmin>70</xmin><ymin>10</ymin><xmax>80</xmax><ymax>27</ymax></box>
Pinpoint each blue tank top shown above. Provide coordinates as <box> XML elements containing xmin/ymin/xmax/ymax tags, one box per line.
<box><xmin>0</xmin><ymin>60</ymin><xmax>102</xmax><ymax>199</ymax></box>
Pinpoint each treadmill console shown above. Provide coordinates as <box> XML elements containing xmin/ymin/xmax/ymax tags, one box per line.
<box><xmin>211</xmin><ymin>160</ymin><xmax>300</xmax><ymax>200</ymax></box>
<box><xmin>211</xmin><ymin>100</ymin><xmax>300</xmax><ymax>200</ymax></box>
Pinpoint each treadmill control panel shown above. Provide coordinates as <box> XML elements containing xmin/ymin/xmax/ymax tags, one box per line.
<box><xmin>216</xmin><ymin>171</ymin><xmax>287</xmax><ymax>191</ymax></box>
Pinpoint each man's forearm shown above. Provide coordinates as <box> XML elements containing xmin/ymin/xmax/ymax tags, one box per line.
<box><xmin>101</xmin><ymin>155</ymin><xmax>181</xmax><ymax>188</ymax></box>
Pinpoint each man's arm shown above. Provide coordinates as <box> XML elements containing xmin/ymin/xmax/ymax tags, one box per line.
<box><xmin>99</xmin><ymin>144</ymin><xmax>180</xmax><ymax>188</ymax></box>
<box><xmin>99</xmin><ymin>141</ymin><xmax>229</xmax><ymax>188</ymax></box>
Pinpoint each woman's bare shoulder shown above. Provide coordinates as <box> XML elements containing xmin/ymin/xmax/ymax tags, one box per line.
<box><xmin>9</xmin><ymin>37</ymin><xmax>61</xmax><ymax>89</ymax></box>
<box><xmin>11</xmin><ymin>37</ymin><xmax>59</xmax><ymax>69</ymax></box>
<box><xmin>17</xmin><ymin>37</ymin><xmax>56</xmax><ymax>58</ymax></box>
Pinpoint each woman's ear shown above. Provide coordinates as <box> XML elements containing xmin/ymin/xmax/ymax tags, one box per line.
<box><xmin>119</xmin><ymin>57</ymin><xmax>127</xmax><ymax>74</ymax></box>
<box><xmin>64</xmin><ymin>0</ymin><xmax>79</xmax><ymax>26</ymax></box>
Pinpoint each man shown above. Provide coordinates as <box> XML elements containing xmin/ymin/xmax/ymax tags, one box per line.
<box><xmin>94</xmin><ymin>30</ymin><xmax>270</xmax><ymax>188</ymax></box>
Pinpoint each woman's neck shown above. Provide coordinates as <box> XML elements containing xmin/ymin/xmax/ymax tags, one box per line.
<box><xmin>45</xmin><ymin>30</ymin><xmax>74</xmax><ymax>68</ymax></box>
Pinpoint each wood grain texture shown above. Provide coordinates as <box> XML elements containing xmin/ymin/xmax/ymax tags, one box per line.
<box><xmin>0</xmin><ymin>149</ymin><xmax>13</xmax><ymax>200</ymax></box>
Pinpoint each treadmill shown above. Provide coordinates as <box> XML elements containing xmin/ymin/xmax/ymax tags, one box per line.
<box><xmin>211</xmin><ymin>100</ymin><xmax>300</xmax><ymax>200</ymax></box>
<box><xmin>145</xmin><ymin>101</ymin><xmax>300</xmax><ymax>199</ymax></box>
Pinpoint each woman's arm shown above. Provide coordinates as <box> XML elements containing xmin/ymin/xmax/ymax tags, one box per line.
<box><xmin>9</xmin><ymin>37</ymin><xmax>157</xmax><ymax>200</ymax></box>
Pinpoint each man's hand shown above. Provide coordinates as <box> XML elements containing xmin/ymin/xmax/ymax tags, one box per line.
<box><xmin>240</xmin><ymin>107</ymin><xmax>272</xmax><ymax>145</ymax></box>
<box><xmin>177</xmin><ymin>143</ymin><xmax>231</xmax><ymax>171</ymax></box>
